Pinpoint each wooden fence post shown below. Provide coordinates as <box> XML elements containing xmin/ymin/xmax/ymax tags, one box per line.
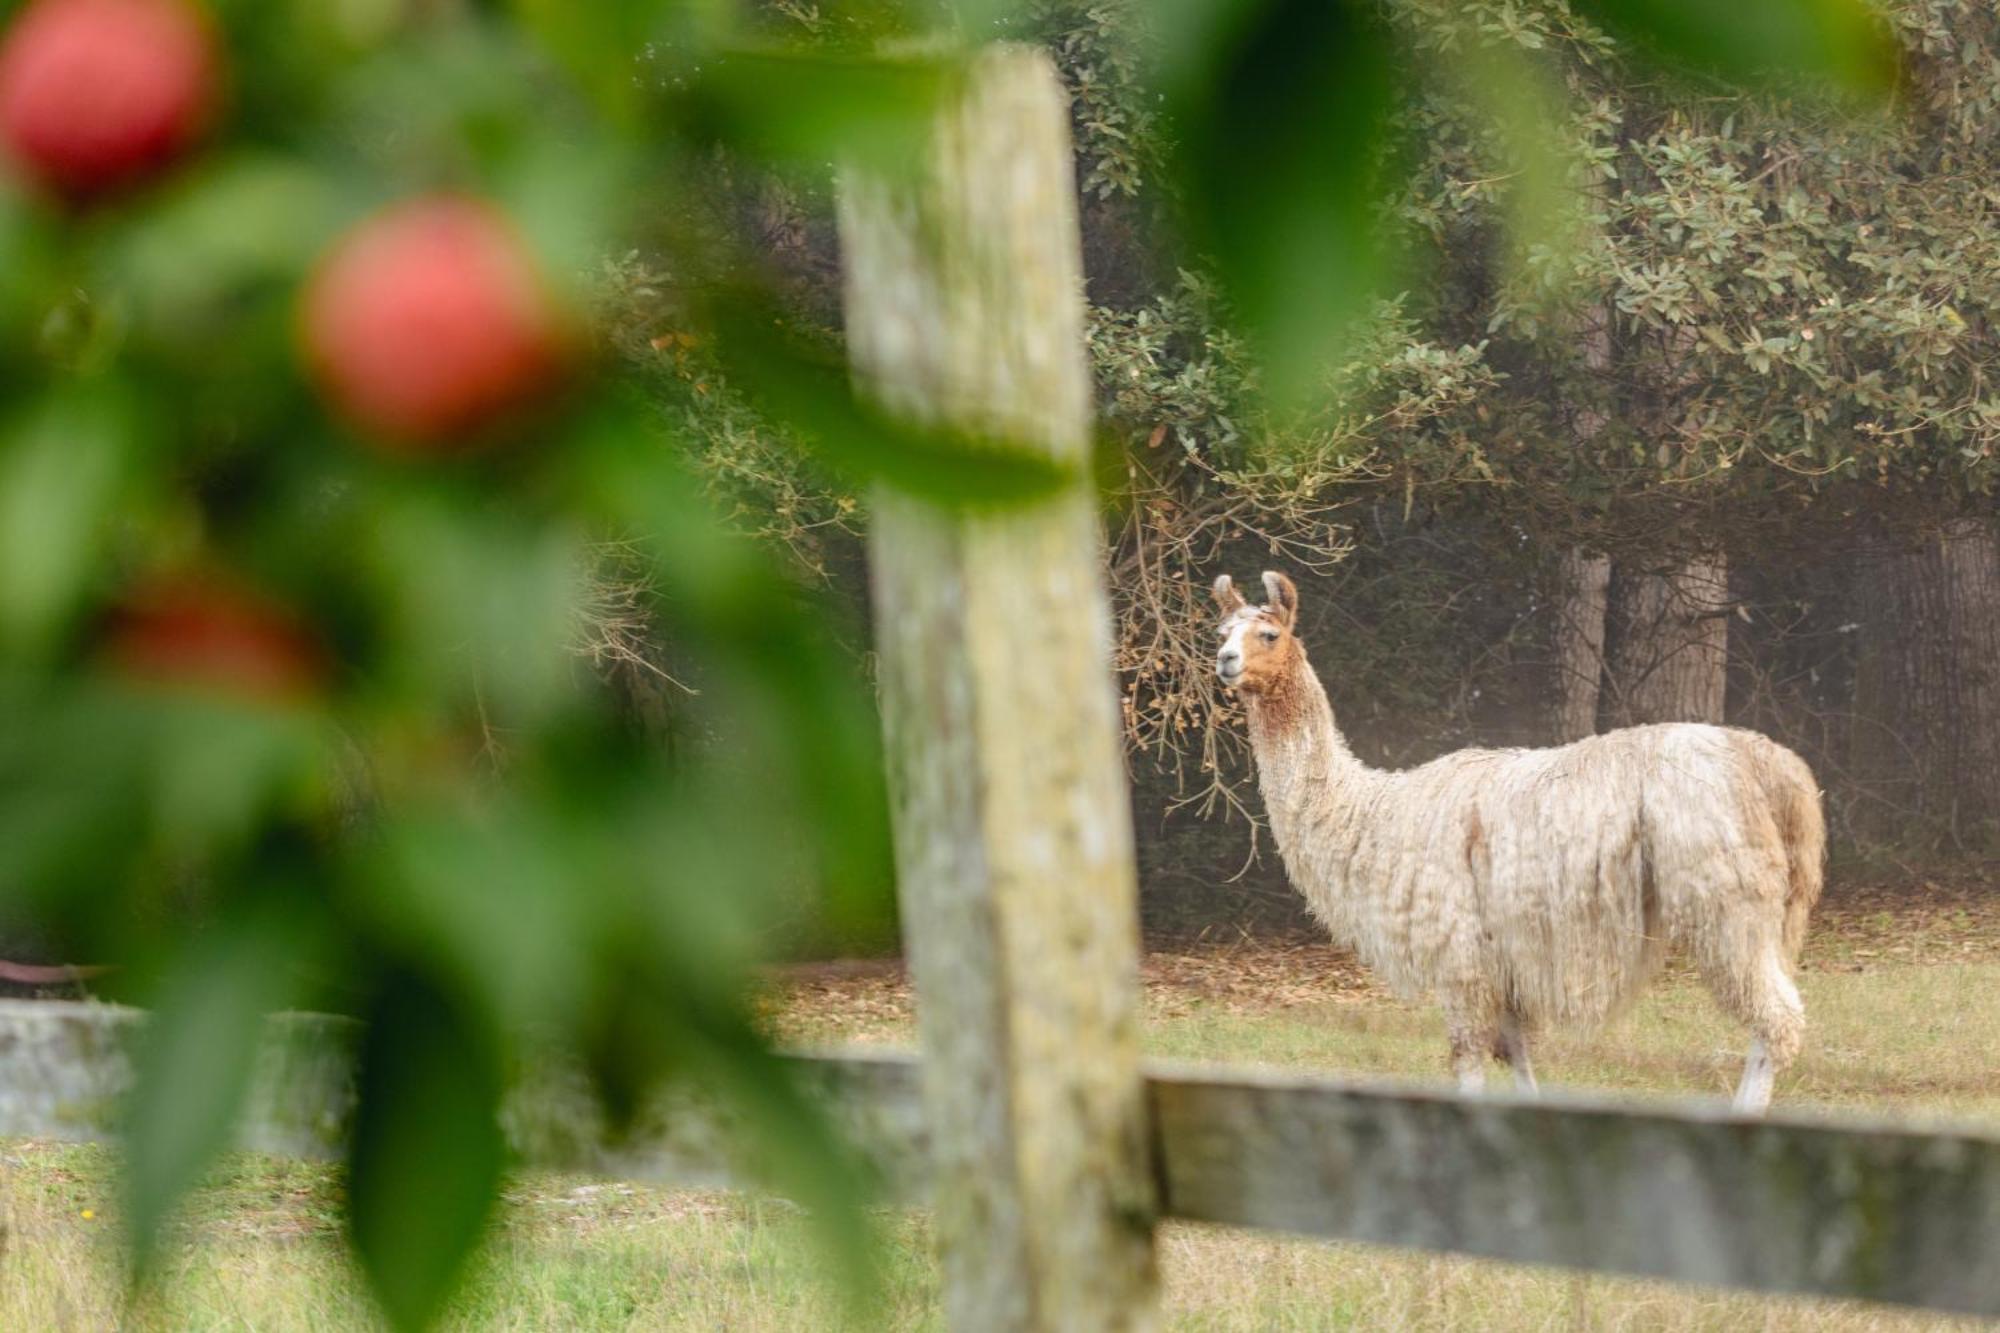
<box><xmin>837</xmin><ymin>44</ymin><xmax>1160</xmax><ymax>1333</ymax></box>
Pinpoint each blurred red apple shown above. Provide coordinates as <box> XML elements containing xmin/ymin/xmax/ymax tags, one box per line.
<box><xmin>0</xmin><ymin>0</ymin><xmax>219</xmax><ymax>202</ymax></box>
<box><xmin>103</xmin><ymin>574</ymin><xmax>325</xmax><ymax>704</ymax></box>
<box><xmin>300</xmin><ymin>196</ymin><xmax>574</xmax><ymax>450</ymax></box>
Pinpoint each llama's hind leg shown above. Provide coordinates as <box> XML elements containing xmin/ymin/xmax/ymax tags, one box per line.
<box><xmin>1446</xmin><ymin>1008</ymin><xmax>1499</xmax><ymax>1094</ymax></box>
<box><xmin>1448</xmin><ymin>1025</ymin><xmax>1488</xmax><ymax>1094</ymax></box>
<box><xmin>1735</xmin><ymin>1037</ymin><xmax>1777</xmax><ymax>1114</ymax></box>
<box><xmin>1496</xmin><ymin>1015</ymin><xmax>1538</xmax><ymax>1095</ymax></box>
<box><xmin>1733</xmin><ymin>955</ymin><xmax>1803</xmax><ymax>1114</ymax></box>
<box><xmin>1702</xmin><ymin>942</ymin><xmax>1805</xmax><ymax>1115</ymax></box>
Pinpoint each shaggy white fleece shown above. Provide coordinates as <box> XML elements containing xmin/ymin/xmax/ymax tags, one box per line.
<box><xmin>1216</xmin><ymin>571</ymin><xmax>1823</xmax><ymax>1113</ymax></box>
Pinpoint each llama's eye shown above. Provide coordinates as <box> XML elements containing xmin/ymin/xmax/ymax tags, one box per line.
<box><xmin>1260</xmin><ymin>629</ymin><xmax>1279</xmax><ymax>643</ymax></box>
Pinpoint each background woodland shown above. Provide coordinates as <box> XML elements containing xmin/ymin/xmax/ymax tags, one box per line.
<box><xmin>601</xmin><ymin>0</ymin><xmax>2000</xmax><ymax>931</ymax></box>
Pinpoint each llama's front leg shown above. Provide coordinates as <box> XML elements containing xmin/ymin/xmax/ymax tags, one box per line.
<box><xmin>1733</xmin><ymin>1037</ymin><xmax>1776</xmax><ymax>1114</ymax></box>
<box><xmin>1497</xmin><ymin>1016</ymin><xmax>1538</xmax><ymax>1095</ymax></box>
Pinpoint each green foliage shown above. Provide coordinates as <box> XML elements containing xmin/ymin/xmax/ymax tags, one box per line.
<box><xmin>0</xmin><ymin>2</ymin><xmax>1051</xmax><ymax>1325</ymax></box>
<box><xmin>684</xmin><ymin>48</ymin><xmax>958</xmax><ymax>174</ymax></box>
<box><xmin>1088</xmin><ymin>270</ymin><xmax>1254</xmax><ymax>466</ymax></box>
<box><xmin>1576</xmin><ymin>0</ymin><xmax>1898</xmax><ymax>96</ymax></box>
<box><xmin>347</xmin><ymin>973</ymin><xmax>507</xmax><ymax>1332</ymax></box>
<box><xmin>1060</xmin><ymin>0</ymin><xmax>1985</xmax><ymax>547</ymax></box>
<box><xmin>705</xmin><ymin>288</ymin><xmax>1078</xmax><ymax>505</ymax></box>
<box><xmin>1163</xmin><ymin>0</ymin><xmax>1403</xmax><ymax>406</ymax></box>
<box><xmin>0</xmin><ymin>388</ymin><xmax>136</xmax><ymax>656</ymax></box>
<box><xmin>123</xmin><ymin>901</ymin><xmax>314</xmax><ymax>1280</ymax></box>
<box><xmin>1387</xmin><ymin>1</ymin><xmax>2000</xmax><ymax>530</ymax></box>
<box><xmin>592</xmin><ymin>251</ymin><xmax>862</xmax><ymax>578</ymax></box>
<box><xmin>1020</xmin><ymin>1</ymin><xmax>1163</xmax><ymax>199</ymax></box>
<box><xmin>0</xmin><ymin>0</ymin><xmax>1972</xmax><ymax>1324</ymax></box>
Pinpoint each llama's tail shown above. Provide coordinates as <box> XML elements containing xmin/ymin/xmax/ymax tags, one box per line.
<box><xmin>1771</xmin><ymin>748</ymin><xmax>1826</xmax><ymax>962</ymax></box>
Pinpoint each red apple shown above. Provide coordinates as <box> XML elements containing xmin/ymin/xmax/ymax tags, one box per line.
<box><xmin>103</xmin><ymin>574</ymin><xmax>325</xmax><ymax>704</ymax></box>
<box><xmin>0</xmin><ymin>0</ymin><xmax>219</xmax><ymax>203</ymax></box>
<box><xmin>299</xmin><ymin>196</ymin><xmax>574</xmax><ymax>450</ymax></box>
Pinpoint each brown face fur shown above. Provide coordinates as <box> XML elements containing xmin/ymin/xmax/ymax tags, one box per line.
<box><xmin>1213</xmin><ymin>571</ymin><xmax>1300</xmax><ymax>696</ymax></box>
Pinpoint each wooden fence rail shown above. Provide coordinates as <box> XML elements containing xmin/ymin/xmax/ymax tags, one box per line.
<box><xmin>6</xmin><ymin>999</ymin><xmax>1999</xmax><ymax>1319</ymax></box>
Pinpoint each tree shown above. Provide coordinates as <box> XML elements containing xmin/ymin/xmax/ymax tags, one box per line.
<box><xmin>1044</xmin><ymin>1</ymin><xmax>2000</xmax><ymax>858</ymax></box>
<box><xmin>1850</xmin><ymin>518</ymin><xmax>2000</xmax><ymax>851</ymax></box>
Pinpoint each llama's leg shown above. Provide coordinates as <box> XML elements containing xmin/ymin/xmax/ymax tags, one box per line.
<box><xmin>1497</xmin><ymin>1015</ymin><xmax>1538</xmax><ymax>1095</ymax></box>
<box><xmin>1447</xmin><ymin>1020</ymin><xmax>1493</xmax><ymax>1095</ymax></box>
<box><xmin>1699</xmin><ymin>928</ymin><xmax>1805</xmax><ymax>1115</ymax></box>
<box><xmin>1734</xmin><ymin>1037</ymin><xmax>1776</xmax><ymax>1114</ymax></box>
<box><xmin>1737</xmin><ymin>953</ymin><xmax>1803</xmax><ymax>1114</ymax></box>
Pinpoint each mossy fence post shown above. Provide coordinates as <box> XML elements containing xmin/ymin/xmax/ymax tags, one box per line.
<box><xmin>836</xmin><ymin>44</ymin><xmax>1161</xmax><ymax>1333</ymax></box>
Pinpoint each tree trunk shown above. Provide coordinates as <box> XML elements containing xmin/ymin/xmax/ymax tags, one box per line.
<box><xmin>1606</xmin><ymin>553</ymin><xmax>1729</xmax><ymax>726</ymax></box>
<box><xmin>1549</xmin><ymin>299</ymin><xmax>1614</xmax><ymax>742</ymax></box>
<box><xmin>1552</xmin><ymin>548</ymin><xmax>1612</xmax><ymax>741</ymax></box>
<box><xmin>1937</xmin><ymin>519</ymin><xmax>2000</xmax><ymax>839</ymax></box>
<box><xmin>1850</xmin><ymin>518</ymin><xmax>2000</xmax><ymax>850</ymax></box>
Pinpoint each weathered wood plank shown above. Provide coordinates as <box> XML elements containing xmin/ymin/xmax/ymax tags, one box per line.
<box><xmin>838</xmin><ymin>43</ymin><xmax>1159</xmax><ymax>1333</ymax></box>
<box><xmin>8</xmin><ymin>1002</ymin><xmax>2000</xmax><ymax>1317</ymax></box>
<box><xmin>0</xmin><ymin>1001</ymin><xmax>931</xmax><ymax>1198</ymax></box>
<box><xmin>504</xmin><ymin>1049</ymin><xmax>932</xmax><ymax>1204</ymax></box>
<box><xmin>1149</xmin><ymin>1066</ymin><xmax>2000</xmax><ymax>1318</ymax></box>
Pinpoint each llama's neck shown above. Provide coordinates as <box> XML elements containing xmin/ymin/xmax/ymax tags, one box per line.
<box><xmin>1243</xmin><ymin>647</ymin><xmax>1368</xmax><ymax>840</ymax></box>
<box><xmin>1242</xmin><ymin>646</ymin><xmax>1382</xmax><ymax>947</ymax></box>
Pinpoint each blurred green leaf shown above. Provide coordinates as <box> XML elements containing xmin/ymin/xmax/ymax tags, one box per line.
<box><xmin>695</xmin><ymin>1020</ymin><xmax>883</xmax><ymax>1314</ymax></box>
<box><xmin>1440</xmin><ymin>31</ymin><xmax>1591</xmax><ymax>310</ymax></box>
<box><xmin>124</xmin><ymin>903</ymin><xmax>308</xmax><ymax>1278</ymax></box>
<box><xmin>348</xmin><ymin>972</ymin><xmax>505</xmax><ymax>1333</ymax></box>
<box><xmin>147</xmin><ymin>700</ymin><xmax>328</xmax><ymax>864</ymax></box>
<box><xmin>323</xmin><ymin>18</ymin><xmax>579</xmax><ymax>189</ymax></box>
<box><xmin>0</xmin><ymin>680</ymin><xmax>147</xmax><ymax>920</ymax></box>
<box><xmin>1574</xmin><ymin>0</ymin><xmax>1897</xmax><ymax>96</ymax></box>
<box><xmin>708</xmin><ymin>671</ymin><xmax>894</xmax><ymax>948</ymax></box>
<box><xmin>490</xmin><ymin>135</ymin><xmax>638</xmax><ymax>293</ymax></box>
<box><xmin>577</xmin><ymin>419</ymin><xmax>896</xmax><ymax>940</ymax></box>
<box><xmin>708</xmin><ymin>290</ymin><xmax>1076</xmax><ymax>504</ymax></box>
<box><xmin>1165</xmin><ymin>0</ymin><xmax>1400</xmax><ymax>405</ymax></box>
<box><xmin>579</xmin><ymin>977</ymin><xmax>683</xmax><ymax>1136</ymax></box>
<box><xmin>0</xmin><ymin>180</ymin><xmax>55</xmax><ymax>336</ymax></box>
<box><xmin>362</xmin><ymin>495</ymin><xmax>587</xmax><ymax>720</ymax></box>
<box><xmin>0</xmin><ymin>390</ymin><xmax>135</xmax><ymax>656</ymax></box>
<box><xmin>111</xmin><ymin>155</ymin><xmax>343</xmax><ymax>341</ymax></box>
<box><xmin>689</xmin><ymin>49</ymin><xmax>957</xmax><ymax>174</ymax></box>
<box><xmin>624</xmin><ymin>797</ymin><xmax>798</xmax><ymax>977</ymax></box>
<box><xmin>510</xmin><ymin>0</ymin><xmax>676</xmax><ymax>125</ymax></box>
<box><xmin>363</xmin><ymin>806</ymin><xmax>593</xmax><ymax>1033</ymax></box>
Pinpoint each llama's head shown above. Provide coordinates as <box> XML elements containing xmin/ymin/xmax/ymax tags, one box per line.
<box><xmin>1212</xmin><ymin>571</ymin><xmax>1299</xmax><ymax>694</ymax></box>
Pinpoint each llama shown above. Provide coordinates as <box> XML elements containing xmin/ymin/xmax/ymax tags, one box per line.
<box><xmin>1213</xmin><ymin>570</ymin><xmax>1824</xmax><ymax>1113</ymax></box>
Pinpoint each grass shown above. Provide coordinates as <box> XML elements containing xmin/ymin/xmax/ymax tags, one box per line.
<box><xmin>7</xmin><ymin>896</ymin><xmax>2000</xmax><ymax>1330</ymax></box>
<box><xmin>1135</xmin><ymin>961</ymin><xmax>2000</xmax><ymax>1121</ymax></box>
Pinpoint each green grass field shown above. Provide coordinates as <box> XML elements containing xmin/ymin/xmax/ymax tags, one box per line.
<box><xmin>7</xmin><ymin>892</ymin><xmax>2000</xmax><ymax>1330</ymax></box>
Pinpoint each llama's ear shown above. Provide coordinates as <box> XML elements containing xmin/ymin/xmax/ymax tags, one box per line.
<box><xmin>1212</xmin><ymin>574</ymin><xmax>1246</xmax><ymax>613</ymax></box>
<box><xmin>1262</xmin><ymin>571</ymin><xmax>1299</xmax><ymax>626</ymax></box>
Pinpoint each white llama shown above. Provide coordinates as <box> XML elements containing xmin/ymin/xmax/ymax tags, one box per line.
<box><xmin>1214</xmin><ymin>570</ymin><xmax>1824</xmax><ymax>1113</ymax></box>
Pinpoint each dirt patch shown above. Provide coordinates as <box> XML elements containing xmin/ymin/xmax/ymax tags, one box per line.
<box><xmin>762</xmin><ymin>878</ymin><xmax>2000</xmax><ymax>1036</ymax></box>
<box><xmin>1807</xmin><ymin>878</ymin><xmax>2000</xmax><ymax>969</ymax></box>
<box><xmin>757</xmin><ymin>960</ymin><xmax>914</xmax><ymax>1045</ymax></box>
<box><xmin>1139</xmin><ymin>941</ymin><xmax>1386</xmax><ymax>1019</ymax></box>
<box><xmin>762</xmin><ymin>940</ymin><xmax>1389</xmax><ymax>1040</ymax></box>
